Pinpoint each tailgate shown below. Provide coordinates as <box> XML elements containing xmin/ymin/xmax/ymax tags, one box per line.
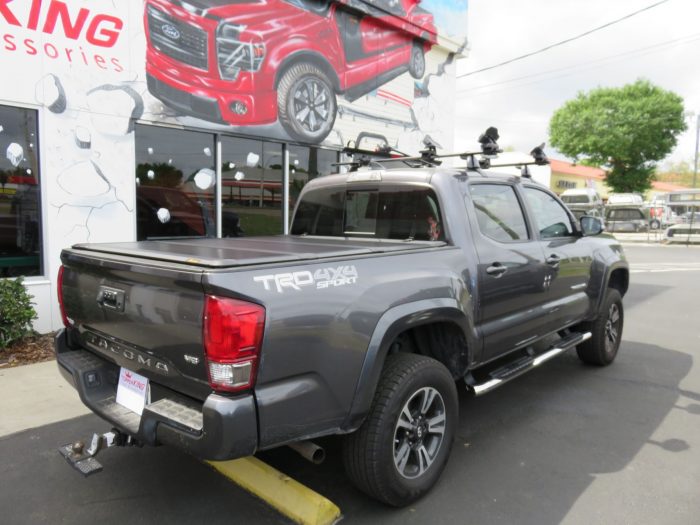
<box><xmin>61</xmin><ymin>249</ymin><xmax>211</xmax><ymax>400</ymax></box>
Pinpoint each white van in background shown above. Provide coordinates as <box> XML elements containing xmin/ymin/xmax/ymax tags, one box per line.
<box><xmin>560</xmin><ymin>188</ymin><xmax>605</xmax><ymax>220</ymax></box>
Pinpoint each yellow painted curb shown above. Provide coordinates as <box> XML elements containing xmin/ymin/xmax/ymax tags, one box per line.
<box><xmin>207</xmin><ymin>457</ymin><xmax>342</xmax><ymax>525</ymax></box>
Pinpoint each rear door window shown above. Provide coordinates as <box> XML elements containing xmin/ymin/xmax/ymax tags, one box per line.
<box><xmin>469</xmin><ymin>184</ymin><xmax>529</xmax><ymax>242</ymax></box>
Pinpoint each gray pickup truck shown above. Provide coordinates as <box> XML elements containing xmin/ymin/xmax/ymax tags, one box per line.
<box><xmin>55</xmin><ymin>153</ymin><xmax>628</xmax><ymax>506</ymax></box>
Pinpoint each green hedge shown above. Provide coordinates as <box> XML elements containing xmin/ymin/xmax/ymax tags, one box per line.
<box><xmin>0</xmin><ymin>277</ymin><xmax>37</xmax><ymax>350</ymax></box>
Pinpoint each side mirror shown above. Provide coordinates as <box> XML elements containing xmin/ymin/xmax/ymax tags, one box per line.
<box><xmin>581</xmin><ymin>216</ymin><xmax>604</xmax><ymax>236</ymax></box>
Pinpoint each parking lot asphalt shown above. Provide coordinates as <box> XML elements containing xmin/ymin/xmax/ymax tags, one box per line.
<box><xmin>1</xmin><ymin>244</ymin><xmax>699</xmax><ymax>524</ymax></box>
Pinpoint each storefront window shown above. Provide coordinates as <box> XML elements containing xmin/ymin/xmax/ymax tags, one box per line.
<box><xmin>0</xmin><ymin>105</ymin><xmax>42</xmax><ymax>277</ymax></box>
<box><xmin>221</xmin><ymin>137</ymin><xmax>283</xmax><ymax>236</ymax></box>
<box><xmin>135</xmin><ymin>125</ymin><xmax>218</xmax><ymax>240</ymax></box>
<box><xmin>288</xmin><ymin>146</ymin><xmax>339</xmax><ymax>208</ymax></box>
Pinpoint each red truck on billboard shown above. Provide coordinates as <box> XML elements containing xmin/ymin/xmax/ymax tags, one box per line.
<box><xmin>144</xmin><ymin>0</ymin><xmax>436</xmax><ymax>143</ymax></box>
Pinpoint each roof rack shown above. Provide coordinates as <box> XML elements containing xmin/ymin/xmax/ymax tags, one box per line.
<box><xmin>334</xmin><ymin>128</ymin><xmax>549</xmax><ymax>174</ymax></box>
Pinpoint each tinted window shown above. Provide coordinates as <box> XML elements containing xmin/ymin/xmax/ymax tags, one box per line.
<box><xmin>291</xmin><ymin>186</ymin><xmax>443</xmax><ymax>241</ymax></box>
<box><xmin>469</xmin><ymin>184</ymin><xmax>529</xmax><ymax>242</ymax></box>
<box><xmin>135</xmin><ymin>125</ymin><xmax>216</xmax><ymax>240</ymax></box>
<box><xmin>561</xmin><ymin>195</ymin><xmax>590</xmax><ymax>204</ymax></box>
<box><xmin>606</xmin><ymin>208</ymin><xmax>645</xmax><ymax>221</ymax></box>
<box><xmin>221</xmin><ymin>137</ymin><xmax>282</xmax><ymax>236</ymax></box>
<box><xmin>523</xmin><ymin>187</ymin><xmax>574</xmax><ymax>238</ymax></box>
<box><xmin>0</xmin><ymin>105</ymin><xmax>42</xmax><ymax>277</ymax></box>
<box><xmin>288</xmin><ymin>146</ymin><xmax>339</xmax><ymax>209</ymax></box>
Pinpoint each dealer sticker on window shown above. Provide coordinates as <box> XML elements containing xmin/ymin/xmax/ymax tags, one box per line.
<box><xmin>116</xmin><ymin>368</ymin><xmax>149</xmax><ymax>415</ymax></box>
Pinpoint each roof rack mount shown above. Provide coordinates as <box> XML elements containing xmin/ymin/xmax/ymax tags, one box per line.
<box><xmin>334</xmin><ymin>128</ymin><xmax>549</xmax><ymax>173</ymax></box>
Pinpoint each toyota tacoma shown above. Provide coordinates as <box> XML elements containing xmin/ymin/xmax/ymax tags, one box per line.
<box><xmin>55</xmin><ymin>142</ymin><xmax>628</xmax><ymax>506</ymax></box>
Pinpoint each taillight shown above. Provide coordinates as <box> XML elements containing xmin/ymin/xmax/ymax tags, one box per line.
<box><xmin>203</xmin><ymin>296</ymin><xmax>265</xmax><ymax>392</ymax></box>
<box><xmin>57</xmin><ymin>265</ymin><xmax>73</xmax><ymax>328</ymax></box>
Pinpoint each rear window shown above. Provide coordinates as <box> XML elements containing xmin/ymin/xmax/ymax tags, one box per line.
<box><xmin>561</xmin><ymin>195</ymin><xmax>590</xmax><ymax>204</ymax></box>
<box><xmin>291</xmin><ymin>186</ymin><xmax>444</xmax><ymax>241</ymax></box>
<box><xmin>606</xmin><ymin>208</ymin><xmax>645</xmax><ymax>220</ymax></box>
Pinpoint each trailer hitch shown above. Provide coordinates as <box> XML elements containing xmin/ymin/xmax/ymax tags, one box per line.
<box><xmin>58</xmin><ymin>429</ymin><xmax>139</xmax><ymax>477</ymax></box>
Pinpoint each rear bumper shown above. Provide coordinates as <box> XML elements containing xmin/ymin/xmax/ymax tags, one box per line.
<box><xmin>55</xmin><ymin>330</ymin><xmax>258</xmax><ymax>461</ymax></box>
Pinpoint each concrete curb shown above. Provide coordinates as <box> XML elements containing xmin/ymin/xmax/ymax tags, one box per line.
<box><xmin>0</xmin><ymin>360</ymin><xmax>90</xmax><ymax>438</ymax></box>
<box><xmin>208</xmin><ymin>457</ymin><xmax>342</xmax><ymax>525</ymax></box>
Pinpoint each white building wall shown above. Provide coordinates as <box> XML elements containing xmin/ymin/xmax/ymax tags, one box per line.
<box><xmin>0</xmin><ymin>0</ymin><xmax>466</xmax><ymax>333</ymax></box>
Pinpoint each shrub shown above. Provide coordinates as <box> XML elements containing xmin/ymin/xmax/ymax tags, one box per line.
<box><xmin>0</xmin><ymin>277</ymin><xmax>37</xmax><ymax>350</ymax></box>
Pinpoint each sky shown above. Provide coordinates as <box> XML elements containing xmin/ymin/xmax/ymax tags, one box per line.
<box><xmin>454</xmin><ymin>0</ymin><xmax>700</xmax><ymax>170</ymax></box>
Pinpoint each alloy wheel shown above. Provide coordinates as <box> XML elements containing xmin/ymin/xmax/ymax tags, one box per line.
<box><xmin>393</xmin><ymin>386</ymin><xmax>446</xmax><ymax>479</ymax></box>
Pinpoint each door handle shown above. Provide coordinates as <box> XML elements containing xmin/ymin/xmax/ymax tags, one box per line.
<box><xmin>486</xmin><ymin>263</ymin><xmax>507</xmax><ymax>277</ymax></box>
<box><xmin>546</xmin><ymin>254</ymin><xmax>561</xmax><ymax>267</ymax></box>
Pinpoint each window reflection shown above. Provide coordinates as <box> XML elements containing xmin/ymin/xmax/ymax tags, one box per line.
<box><xmin>221</xmin><ymin>137</ymin><xmax>283</xmax><ymax>236</ymax></box>
<box><xmin>288</xmin><ymin>146</ymin><xmax>339</xmax><ymax>208</ymax></box>
<box><xmin>135</xmin><ymin>126</ymin><xmax>340</xmax><ymax>239</ymax></box>
<box><xmin>135</xmin><ymin>125</ymin><xmax>224</xmax><ymax>240</ymax></box>
<box><xmin>0</xmin><ymin>105</ymin><xmax>42</xmax><ymax>277</ymax></box>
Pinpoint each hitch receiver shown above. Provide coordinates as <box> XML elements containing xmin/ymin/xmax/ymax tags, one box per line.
<box><xmin>58</xmin><ymin>429</ymin><xmax>136</xmax><ymax>477</ymax></box>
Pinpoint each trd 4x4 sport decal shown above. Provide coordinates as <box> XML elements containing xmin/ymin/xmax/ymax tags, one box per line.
<box><xmin>254</xmin><ymin>265</ymin><xmax>358</xmax><ymax>293</ymax></box>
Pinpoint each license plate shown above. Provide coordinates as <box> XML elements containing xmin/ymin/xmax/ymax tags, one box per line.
<box><xmin>116</xmin><ymin>368</ymin><xmax>149</xmax><ymax>415</ymax></box>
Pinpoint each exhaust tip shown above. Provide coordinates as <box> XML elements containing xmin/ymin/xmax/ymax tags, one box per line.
<box><xmin>288</xmin><ymin>441</ymin><xmax>326</xmax><ymax>465</ymax></box>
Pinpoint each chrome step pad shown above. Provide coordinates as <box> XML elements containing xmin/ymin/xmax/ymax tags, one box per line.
<box><xmin>467</xmin><ymin>331</ymin><xmax>592</xmax><ymax>396</ymax></box>
<box><xmin>146</xmin><ymin>398</ymin><xmax>204</xmax><ymax>432</ymax></box>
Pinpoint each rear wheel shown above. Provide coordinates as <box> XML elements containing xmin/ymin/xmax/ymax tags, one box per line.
<box><xmin>343</xmin><ymin>353</ymin><xmax>457</xmax><ymax>507</ymax></box>
<box><xmin>576</xmin><ymin>288</ymin><xmax>624</xmax><ymax>366</ymax></box>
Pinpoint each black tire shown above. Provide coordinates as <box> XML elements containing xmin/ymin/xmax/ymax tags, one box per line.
<box><xmin>650</xmin><ymin>219</ymin><xmax>661</xmax><ymax>230</ymax></box>
<box><xmin>277</xmin><ymin>63</ymin><xmax>336</xmax><ymax>144</ymax></box>
<box><xmin>342</xmin><ymin>353</ymin><xmax>458</xmax><ymax>507</ymax></box>
<box><xmin>576</xmin><ymin>288</ymin><xmax>624</xmax><ymax>366</ymax></box>
<box><xmin>408</xmin><ymin>42</ymin><xmax>426</xmax><ymax>79</ymax></box>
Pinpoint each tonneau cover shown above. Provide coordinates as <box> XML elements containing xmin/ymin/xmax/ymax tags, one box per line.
<box><xmin>71</xmin><ymin>235</ymin><xmax>445</xmax><ymax>268</ymax></box>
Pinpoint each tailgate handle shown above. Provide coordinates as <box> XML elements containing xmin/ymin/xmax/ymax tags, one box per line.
<box><xmin>97</xmin><ymin>286</ymin><xmax>125</xmax><ymax>312</ymax></box>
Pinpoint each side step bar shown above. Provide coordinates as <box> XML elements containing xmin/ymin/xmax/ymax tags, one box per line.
<box><xmin>466</xmin><ymin>331</ymin><xmax>592</xmax><ymax>396</ymax></box>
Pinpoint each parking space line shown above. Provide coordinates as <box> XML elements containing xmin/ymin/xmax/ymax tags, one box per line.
<box><xmin>207</xmin><ymin>457</ymin><xmax>341</xmax><ymax>525</ymax></box>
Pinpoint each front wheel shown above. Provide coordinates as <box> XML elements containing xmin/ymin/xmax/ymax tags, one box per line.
<box><xmin>343</xmin><ymin>353</ymin><xmax>458</xmax><ymax>507</ymax></box>
<box><xmin>277</xmin><ymin>63</ymin><xmax>336</xmax><ymax>144</ymax></box>
<box><xmin>576</xmin><ymin>288</ymin><xmax>624</xmax><ymax>366</ymax></box>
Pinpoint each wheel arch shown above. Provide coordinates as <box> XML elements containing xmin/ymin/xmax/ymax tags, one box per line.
<box><xmin>274</xmin><ymin>51</ymin><xmax>341</xmax><ymax>93</ymax></box>
<box><xmin>607</xmin><ymin>266</ymin><xmax>629</xmax><ymax>297</ymax></box>
<box><xmin>341</xmin><ymin>298</ymin><xmax>471</xmax><ymax>432</ymax></box>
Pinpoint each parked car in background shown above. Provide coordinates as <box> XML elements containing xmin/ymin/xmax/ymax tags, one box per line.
<box><xmin>645</xmin><ymin>203</ymin><xmax>675</xmax><ymax>230</ymax></box>
<box><xmin>607</xmin><ymin>193</ymin><xmax>644</xmax><ymax>206</ymax></box>
<box><xmin>679</xmin><ymin>209</ymin><xmax>700</xmax><ymax>223</ymax></box>
<box><xmin>560</xmin><ymin>188</ymin><xmax>604</xmax><ymax>222</ymax></box>
<box><xmin>605</xmin><ymin>205</ymin><xmax>648</xmax><ymax>233</ymax></box>
<box><xmin>664</xmin><ymin>220</ymin><xmax>700</xmax><ymax>243</ymax></box>
<box><xmin>661</xmin><ymin>190</ymin><xmax>700</xmax><ymax>241</ymax></box>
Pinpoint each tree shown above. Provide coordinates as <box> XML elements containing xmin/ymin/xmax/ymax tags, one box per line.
<box><xmin>549</xmin><ymin>80</ymin><xmax>686</xmax><ymax>193</ymax></box>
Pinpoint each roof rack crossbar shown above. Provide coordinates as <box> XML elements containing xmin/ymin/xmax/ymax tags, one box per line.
<box><xmin>334</xmin><ymin>129</ymin><xmax>549</xmax><ymax>174</ymax></box>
